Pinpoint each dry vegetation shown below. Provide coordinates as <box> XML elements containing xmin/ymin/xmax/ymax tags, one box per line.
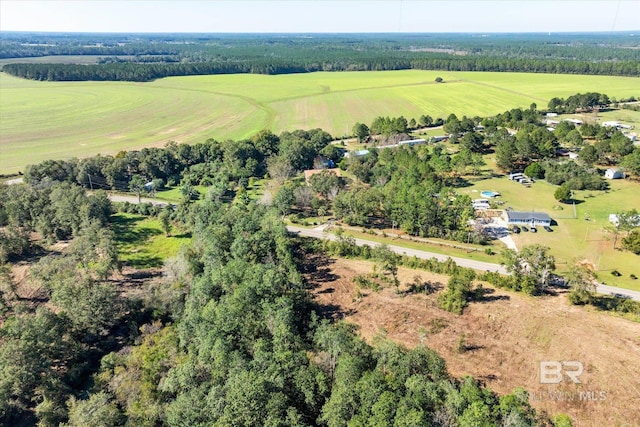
<box><xmin>309</xmin><ymin>256</ymin><xmax>640</xmax><ymax>426</ymax></box>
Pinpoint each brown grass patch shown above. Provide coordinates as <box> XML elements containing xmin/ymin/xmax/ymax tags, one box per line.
<box><xmin>309</xmin><ymin>257</ymin><xmax>640</xmax><ymax>427</ymax></box>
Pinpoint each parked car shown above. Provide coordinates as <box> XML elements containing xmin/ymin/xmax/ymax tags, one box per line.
<box><xmin>544</xmin><ymin>225</ymin><xmax>553</xmax><ymax>232</ymax></box>
<box><xmin>521</xmin><ymin>225</ymin><xmax>528</xmax><ymax>232</ymax></box>
<box><xmin>530</xmin><ymin>226</ymin><xmax>537</xmax><ymax>233</ymax></box>
<box><xmin>512</xmin><ymin>226</ymin><xmax>521</xmax><ymax>234</ymax></box>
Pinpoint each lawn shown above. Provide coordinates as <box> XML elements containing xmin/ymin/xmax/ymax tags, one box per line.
<box><xmin>458</xmin><ymin>176</ymin><xmax>640</xmax><ymax>291</ymax></box>
<box><xmin>2</xmin><ymin>70</ymin><xmax>639</xmax><ymax>174</ymax></box>
<box><xmin>111</xmin><ymin>212</ymin><xmax>191</xmax><ymax>268</ymax></box>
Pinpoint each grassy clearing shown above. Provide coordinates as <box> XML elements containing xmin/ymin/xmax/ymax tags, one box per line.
<box><xmin>2</xmin><ymin>70</ymin><xmax>639</xmax><ymax>174</ymax></box>
<box><xmin>111</xmin><ymin>212</ymin><xmax>191</xmax><ymax>268</ymax></box>
<box><xmin>458</xmin><ymin>176</ymin><xmax>640</xmax><ymax>291</ymax></box>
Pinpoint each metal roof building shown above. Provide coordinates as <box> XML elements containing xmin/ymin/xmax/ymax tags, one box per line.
<box><xmin>503</xmin><ymin>211</ymin><xmax>552</xmax><ymax>226</ymax></box>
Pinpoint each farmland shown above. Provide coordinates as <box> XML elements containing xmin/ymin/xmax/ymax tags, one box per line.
<box><xmin>1</xmin><ymin>70</ymin><xmax>639</xmax><ymax>174</ymax></box>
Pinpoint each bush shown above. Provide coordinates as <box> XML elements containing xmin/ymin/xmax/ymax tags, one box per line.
<box><xmin>353</xmin><ymin>275</ymin><xmax>381</xmax><ymax>292</ymax></box>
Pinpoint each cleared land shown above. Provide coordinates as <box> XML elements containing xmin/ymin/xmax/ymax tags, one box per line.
<box><xmin>309</xmin><ymin>256</ymin><xmax>640</xmax><ymax>427</ymax></box>
<box><xmin>111</xmin><ymin>213</ymin><xmax>190</xmax><ymax>268</ymax></box>
<box><xmin>2</xmin><ymin>70</ymin><xmax>639</xmax><ymax>173</ymax></box>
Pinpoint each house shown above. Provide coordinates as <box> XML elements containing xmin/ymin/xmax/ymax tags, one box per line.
<box><xmin>604</xmin><ymin>168</ymin><xmax>624</xmax><ymax>179</ymax></box>
<box><xmin>509</xmin><ymin>172</ymin><xmax>525</xmax><ymax>181</ymax></box>
<box><xmin>609</xmin><ymin>214</ymin><xmax>640</xmax><ymax>227</ymax></box>
<box><xmin>304</xmin><ymin>168</ymin><xmax>342</xmax><ymax>184</ymax></box>
<box><xmin>503</xmin><ymin>211</ymin><xmax>552</xmax><ymax>227</ymax></box>
<box><xmin>472</xmin><ymin>199</ymin><xmax>490</xmax><ymax>210</ymax></box>
<box><xmin>546</xmin><ymin>113</ymin><xmax>558</xmax><ymax>117</ymax></box>
<box><xmin>313</xmin><ymin>155</ymin><xmax>335</xmax><ymax>169</ymax></box>
<box><xmin>344</xmin><ymin>149</ymin><xmax>370</xmax><ymax>158</ymax></box>
<box><xmin>430</xmin><ymin>135</ymin><xmax>448</xmax><ymax>143</ymax></box>
<box><xmin>563</xmin><ymin>118</ymin><xmax>583</xmax><ymax>126</ymax></box>
<box><xmin>399</xmin><ymin>138</ymin><xmax>426</xmax><ymax>146</ymax></box>
<box><xmin>602</xmin><ymin>121</ymin><xmax>633</xmax><ymax>130</ymax></box>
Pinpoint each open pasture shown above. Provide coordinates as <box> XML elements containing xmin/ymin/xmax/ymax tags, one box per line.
<box><xmin>2</xmin><ymin>70</ymin><xmax>639</xmax><ymax>173</ymax></box>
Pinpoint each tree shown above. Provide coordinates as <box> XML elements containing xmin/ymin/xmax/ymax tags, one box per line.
<box><xmin>129</xmin><ymin>174</ymin><xmax>146</xmax><ymax>203</ymax></box>
<box><xmin>373</xmin><ymin>244</ymin><xmax>399</xmax><ymax>292</ymax></box>
<box><xmin>419</xmin><ymin>115</ymin><xmax>433</xmax><ymax>127</ymax></box>
<box><xmin>622</xmin><ymin>229</ymin><xmax>640</xmax><ymax>255</ymax></box>
<box><xmin>502</xmin><ymin>245</ymin><xmax>555</xmax><ymax>294</ymax></box>
<box><xmin>273</xmin><ymin>185</ymin><xmax>295</xmax><ymax>217</ymax></box>
<box><xmin>267</xmin><ymin>156</ymin><xmax>295</xmax><ymax>184</ymax></box>
<box><xmin>251</xmin><ymin>129</ymin><xmax>280</xmax><ymax>157</ymax></box>
<box><xmin>612</xmin><ymin>209</ymin><xmax>640</xmax><ymax>249</ymax></box>
<box><xmin>621</xmin><ymin>148</ymin><xmax>640</xmax><ymax>176</ymax></box>
<box><xmin>579</xmin><ymin>144</ymin><xmax>598</xmax><ymax>166</ymax></box>
<box><xmin>159</xmin><ymin>207</ymin><xmax>173</xmax><ymax>236</ymax></box>
<box><xmin>524</xmin><ymin>162</ymin><xmax>544</xmax><ymax>179</ymax></box>
<box><xmin>353</xmin><ymin>122</ymin><xmax>370</xmax><ymax>143</ymax></box>
<box><xmin>460</xmin><ymin>132</ymin><xmax>484</xmax><ymax>153</ymax></box>
<box><xmin>566</xmin><ymin>261</ymin><xmax>597</xmax><ymax>304</ymax></box>
<box><xmin>65</xmin><ymin>392</ymin><xmax>125</xmax><ymax>427</ymax></box>
<box><xmin>554</xmin><ymin>184</ymin><xmax>572</xmax><ymax>203</ymax></box>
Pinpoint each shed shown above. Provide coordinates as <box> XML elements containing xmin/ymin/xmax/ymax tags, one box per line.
<box><xmin>604</xmin><ymin>168</ymin><xmax>624</xmax><ymax>179</ymax></box>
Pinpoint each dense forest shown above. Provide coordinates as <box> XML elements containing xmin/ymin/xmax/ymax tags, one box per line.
<box><xmin>0</xmin><ymin>181</ymin><xmax>549</xmax><ymax>426</ymax></box>
<box><xmin>1</xmin><ymin>32</ymin><xmax>639</xmax><ymax>81</ymax></box>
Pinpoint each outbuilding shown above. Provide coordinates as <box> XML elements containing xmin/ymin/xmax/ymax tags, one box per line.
<box><xmin>604</xmin><ymin>168</ymin><xmax>624</xmax><ymax>179</ymax></box>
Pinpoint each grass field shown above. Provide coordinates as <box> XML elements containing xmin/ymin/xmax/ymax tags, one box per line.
<box><xmin>458</xmin><ymin>176</ymin><xmax>640</xmax><ymax>291</ymax></box>
<box><xmin>111</xmin><ymin>213</ymin><xmax>191</xmax><ymax>268</ymax></box>
<box><xmin>2</xmin><ymin>70</ymin><xmax>639</xmax><ymax>173</ymax></box>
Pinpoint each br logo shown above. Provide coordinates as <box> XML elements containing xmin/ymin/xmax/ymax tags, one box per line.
<box><xmin>539</xmin><ymin>361</ymin><xmax>584</xmax><ymax>384</ymax></box>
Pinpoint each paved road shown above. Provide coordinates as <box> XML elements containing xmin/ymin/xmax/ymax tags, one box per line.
<box><xmin>286</xmin><ymin>225</ymin><xmax>508</xmax><ymax>274</ymax></box>
<box><xmin>106</xmin><ymin>193</ymin><xmax>172</xmax><ymax>207</ymax></box>
<box><xmin>596</xmin><ymin>283</ymin><xmax>640</xmax><ymax>302</ymax></box>
<box><xmin>287</xmin><ymin>225</ymin><xmax>640</xmax><ymax>301</ymax></box>
<box><xmin>101</xmin><ymin>195</ymin><xmax>640</xmax><ymax>301</ymax></box>
<box><xmin>2</xmin><ymin>177</ymin><xmax>24</xmax><ymax>185</ymax></box>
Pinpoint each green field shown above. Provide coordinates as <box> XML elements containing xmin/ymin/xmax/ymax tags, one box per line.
<box><xmin>112</xmin><ymin>213</ymin><xmax>191</xmax><ymax>268</ymax></box>
<box><xmin>2</xmin><ymin>70</ymin><xmax>639</xmax><ymax>174</ymax></box>
<box><xmin>459</xmin><ymin>177</ymin><xmax>640</xmax><ymax>291</ymax></box>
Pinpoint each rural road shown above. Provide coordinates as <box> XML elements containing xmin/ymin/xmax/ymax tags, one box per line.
<box><xmin>106</xmin><ymin>193</ymin><xmax>172</xmax><ymax>207</ymax></box>
<box><xmin>286</xmin><ymin>225</ymin><xmax>509</xmax><ymax>274</ymax></box>
<box><xmin>23</xmin><ymin>190</ymin><xmax>637</xmax><ymax>302</ymax></box>
<box><xmin>287</xmin><ymin>225</ymin><xmax>640</xmax><ymax>301</ymax></box>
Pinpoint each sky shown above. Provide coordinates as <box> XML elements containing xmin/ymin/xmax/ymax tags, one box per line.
<box><xmin>1</xmin><ymin>1</ymin><xmax>639</xmax><ymax>34</ymax></box>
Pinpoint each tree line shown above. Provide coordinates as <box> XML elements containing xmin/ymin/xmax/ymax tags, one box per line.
<box><xmin>2</xmin><ymin>33</ymin><xmax>639</xmax><ymax>81</ymax></box>
<box><xmin>4</xmin><ymin>53</ymin><xmax>639</xmax><ymax>82</ymax></box>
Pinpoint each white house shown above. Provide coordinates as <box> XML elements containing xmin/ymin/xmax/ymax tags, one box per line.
<box><xmin>609</xmin><ymin>213</ymin><xmax>640</xmax><ymax>227</ymax></box>
<box><xmin>503</xmin><ymin>211</ymin><xmax>552</xmax><ymax>227</ymax></box>
<box><xmin>604</xmin><ymin>168</ymin><xmax>624</xmax><ymax>179</ymax></box>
